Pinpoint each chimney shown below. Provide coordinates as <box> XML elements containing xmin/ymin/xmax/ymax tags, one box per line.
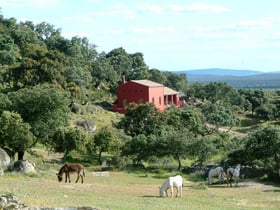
<box><xmin>122</xmin><ymin>75</ymin><xmax>126</xmax><ymax>84</ymax></box>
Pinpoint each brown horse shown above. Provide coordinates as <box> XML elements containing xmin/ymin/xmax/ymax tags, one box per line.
<box><xmin>56</xmin><ymin>163</ymin><xmax>85</xmax><ymax>183</ymax></box>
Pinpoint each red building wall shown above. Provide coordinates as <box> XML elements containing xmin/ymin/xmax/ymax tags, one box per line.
<box><xmin>112</xmin><ymin>78</ymin><xmax>181</xmax><ymax>113</ymax></box>
<box><xmin>148</xmin><ymin>86</ymin><xmax>165</xmax><ymax>111</ymax></box>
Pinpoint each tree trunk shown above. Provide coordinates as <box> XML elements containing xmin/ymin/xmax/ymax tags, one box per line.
<box><xmin>98</xmin><ymin>151</ymin><xmax>102</xmax><ymax>165</ymax></box>
<box><xmin>17</xmin><ymin>151</ymin><xmax>24</xmax><ymax>160</ymax></box>
<box><xmin>176</xmin><ymin>155</ymin><xmax>182</xmax><ymax>170</ymax></box>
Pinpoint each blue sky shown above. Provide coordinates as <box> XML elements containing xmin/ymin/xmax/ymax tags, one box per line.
<box><xmin>1</xmin><ymin>0</ymin><xmax>280</xmax><ymax>72</ymax></box>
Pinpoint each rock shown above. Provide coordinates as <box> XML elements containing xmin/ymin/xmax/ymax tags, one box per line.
<box><xmin>12</xmin><ymin>160</ymin><xmax>36</xmax><ymax>173</ymax></box>
<box><xmin>0</xmin><ymin>194</ymin><xmax>98</xmax><ymax>210</ymax></box>
<box><xmin>75</xmin><ymin>120</ymin><xmax>96</xmax><ymax>133</ymax></box>
<box><xmin>69</xmin><ymin>102</ymin><xmax>81</xmax><ymax>114</ymax></box>
<box><xmin>0</xmin><ymin>167</ymin><xmax>4</xmax><ymax>176</ymax></box>
<box><xmin>0</xmin><ymin>148</ymin><xmax>11</xmax><ymax>167</ymax></box>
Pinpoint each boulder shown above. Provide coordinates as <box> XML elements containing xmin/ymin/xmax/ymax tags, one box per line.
<box><xmin>12</xmin><ymin>160</ymin><xmax>36</xmax><ymax>173</ymax></box>
<box><xmin>69</xmin><ymin>102</ymin><xmax>81</xmax><ymax>114</ymax></box>
<box><xmin>0</xmin><ymin>148</ymin><xmax>11</xmax><ymax>167</ymax></box>
<box><xmin>75</xmin><ymin>120</ymin><xmax>96</xmax><ymax>133</ymax></box>
<box><xmin>0</xmin><ymin>194</ymin><xmax>98</xmax><ymax>210</ymax></box>
<box><xmin>0</xmin><ymin>167</ymin><xmax>3</xmax><ymax>176</ymax></box>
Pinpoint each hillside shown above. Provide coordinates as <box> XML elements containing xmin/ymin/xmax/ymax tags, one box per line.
<box><xmin>174</xmin><ymin>68</ymin><xmax>263</xmax><ymax>76</ymax></box>
<box><xmin>172</xmin><ymin>69</ymin><xmax>280</xmax><ymax>89</ymax></box>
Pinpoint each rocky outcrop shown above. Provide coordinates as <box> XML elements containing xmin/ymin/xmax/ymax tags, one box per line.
<box><xmin>0</xmin><ymin>194</ymin><xmax>98</xmax><ymax>210</ymax></box>
<box><xmin>75</xmin><ymin>120</ymin><xmax>96</xmax><ymax>133</ymax></box>
<box><xmin>11</xmin><ymin>160</ymin><xmax>36</xmax><ymax>173</ymax></box>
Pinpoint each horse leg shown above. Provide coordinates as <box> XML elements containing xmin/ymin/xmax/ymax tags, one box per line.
<box><xmin>80</xmin><ymin>172</ymin><xmax>84</xmax><ymax>183</ymax></box>
<box><xmin>180</xmin><ymin>186</ymin><xmax>182</xmax><ymax>197</ymax></box>
<box><xmin>170</xmin><ymin>186</ymin><xmax>173</xmax><ymax>198</ymax></box>
<box><xmin>75</xmin><ymin>172</ymin><xmax>80</xmax><ymax>183</ymax></box>
<box><xmin>165</xmin><ymin>189</ymin><xmax>169</xmax><ymax>197</ymax></box>
<box><xmin>226</xmin><ymin>174</ymin><xmax>229</xmax><ymax>187</ymax></box>
<box><xmin>65</xmin><ymin>172</ymin><xmax>68</xmax><ymax>183</ymax></box>
<box><xmin>208</xmin><ymin>177</ymin><xmax>211</xmax><ymax>185</ymax></box>
<box><xmin>67</xmin><ymin>172</ymin><xmax>71</xmax><ymax>183</ymax></box>
<box><xmin>235</xmin><ymin>177</ymin><xmax>239</xmax><ymax>186</ymax></box>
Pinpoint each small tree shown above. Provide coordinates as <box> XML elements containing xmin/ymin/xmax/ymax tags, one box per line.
<box><xmin>245</xmin><ymin>125</ymin><xmax>280</xmax><ymax>176</ymax></box>
<box><xmin>51</xmin><ymin>127</ymin><xmax>86</xmax><ymax>159</ymax></box>
<box><xmin>156</xmin><ymin>129</ymin><xmax>194</xmax><ymax>169</ymax></box>
<box><xmin>0</xmin><ymin>111</ymin><xmax>36</xmax><ymax>160</ymax></box>
<box><xmin>93</xmin><ymin>127</ymin><xmax>114</xmax><ymax>165</ymax></box>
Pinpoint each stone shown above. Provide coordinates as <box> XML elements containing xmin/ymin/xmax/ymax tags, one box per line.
<box><xmin>12</xmin><ymin>160</ymin><xmax>36</xmax><ymax>173</ymax></box>
<box><xmin>0</xmin><ymin>147</ymin><xmax>11</xmax><ymax>167</ymax></box>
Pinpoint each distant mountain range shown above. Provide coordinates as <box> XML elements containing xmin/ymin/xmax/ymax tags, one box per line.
<box><xmin>171</xmin><ymin>68</ymin><xmax>280</xmax><ymax>89</ymax></box>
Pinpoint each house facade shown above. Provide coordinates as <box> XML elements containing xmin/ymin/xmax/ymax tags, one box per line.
<box><xmin>112</xmin><ymin>76</ymin><xmax>184</xmax><ymax>113</ymax></box>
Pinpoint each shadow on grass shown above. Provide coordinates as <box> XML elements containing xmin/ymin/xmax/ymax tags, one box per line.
<box><xmin>142</xmin><ymin>195</ymin><xmax>161</xmax><ymax>198</ymax></box>
<box><xmin>263</xmin><ymin>189</ymin><xmax>280</xmax><ymax>193</ymax></box>
<box><xmin>207</xmin><ymin>185</ymin><xmax>229</xmax><ymax>188</ymax></box>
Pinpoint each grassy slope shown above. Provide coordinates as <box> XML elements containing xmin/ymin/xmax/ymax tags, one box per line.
<box><xmin>1</xmin><ymin>167</ymin><xmax>279</xmax><ymax>210</ymax></box>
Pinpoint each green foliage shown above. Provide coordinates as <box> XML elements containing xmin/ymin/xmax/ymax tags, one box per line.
<box><xmin>0</xmin><ymin>93</ymin><xmax>11</xmax><ymax>113</ymax></box>
<box><xmin>0</xmin><ymin>111</ymin><xmax>35</xmax><ymax>158</ymax></box>
<box><xmin>51</xmin><ymin>126</ymin><xmax>86</xmax><ymax>158</ymax></box>
<box><xmin>203</xmin><ymin>102</ymin><xmax>239</xmax><ymax>131</ymax></box>
<box><xmin>1</xmin><ymin>13</ymin><xmax>280</xmax><ymax>172</ymax></box>
<box><xmin>7</xmin><ymin>85</ymin><xmax>70</xmax><ymax>143</ymax></box>
<box><xmin>238</xmin><ymin>89</ymin><xmax>269</xmax><ymax>115</ymax></box>
<box><xmin>117</xmin><ymin>103</ymin><xmax>162</xmax><ymax>137</ymax></box>
<box><xmin>245</xmin><ymin>125</ymin><xmax>280</xmax><ymax>170</ymax></box>
<box><xmin>121</xmin><ymin>134</ymin><xmax>157</xmax><ymax>164</ymax></box>
<box><xmin>89</xmin><ymin>126</ymin><xmax>115</xmax><ymax>164</ymax></box>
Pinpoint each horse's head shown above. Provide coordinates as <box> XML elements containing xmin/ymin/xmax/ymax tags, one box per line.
<box><xmin>56</xmin><ymin>173</ymin><xmax>63</xmax><ymax>182</ymax></box>
<box><xmin>159</xmin><ymin>186</ymin><xmax>165</xmax><ymax>197</ymax></box>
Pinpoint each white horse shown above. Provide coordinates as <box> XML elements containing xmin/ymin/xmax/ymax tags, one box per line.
<box><xmin>226</xmin><ymin>164</ymin><xmax>241</xmax><ymax>187</ymax></box>
<box><xmin>159</xmin><ymin>175</ymin><xmax>183</xmax><ymax>198</ymax></box>
<box><xmin>208</xmin><ymin>166</ymin><xmax>226</xmax><ymax>185</ymax></box>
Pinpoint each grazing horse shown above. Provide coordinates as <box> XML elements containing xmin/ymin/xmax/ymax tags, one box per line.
<box><xmin>56</xmin><ymin>163</ymin><xmax>85</xmax><ymax>183</ymax></box>
<box><xmin>208</xmin><ymin>166</ymin><xmax>226</xmax><ymax>185</ymax></box>
<box><xmin>226</xmin><ymin>164</ymin><xmax>241</xmax><ymax>187</ymax></box>
<box><xmin>159</xmin><ymin>175</ymin><xmax>183</xmax><ymax>198</ymax></box>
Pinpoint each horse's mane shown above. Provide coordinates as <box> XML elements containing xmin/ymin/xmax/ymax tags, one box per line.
<box><xmin>58</xmin><ymin>163</ymin><xmax>67</xmax><ymax>175</ymax></box>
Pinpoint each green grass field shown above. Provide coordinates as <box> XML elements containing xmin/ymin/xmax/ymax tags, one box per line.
<box><xmin>1</xmin><ymin>163</ymin><xmax>280</xmax><ymax>210</ymax></box>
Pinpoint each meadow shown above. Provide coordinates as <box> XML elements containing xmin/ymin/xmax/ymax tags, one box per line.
<box><xmin>1</xmin><ymin>162</ymin><xmax>280</xmax><ymax>210</ymax></box>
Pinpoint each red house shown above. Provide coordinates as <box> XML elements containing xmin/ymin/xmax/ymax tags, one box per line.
<box><xmin>112</xmin><ymin>76</ymin><xmax>184</xmax><ymax>114</ymax></box>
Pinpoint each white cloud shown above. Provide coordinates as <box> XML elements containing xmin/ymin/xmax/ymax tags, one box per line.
<box><xmin>1</xmin><ymin>0</ymin><xmax>61</xmax><ymax>8</ymax></box>
<box><xmin>62</xmin><ymin>31</ymin><xmax>90</xmax><ymax>39</ymax></box>
<box><xmin>137</xmin><ymin>4</ymin><xmax>164</xmax><ymax>14</ymax></box>
<box><xmin>191</xmin><ymin>16</ymin><xmax>280</xmax><ymax>34</ymax></box>
<box><xmin>168</xmin><ymin>3</ymin><xmax>229</xmax><ymax>13</ymax></box>
<box><xmin>63</xmin><ymin>14</ymin><xmax>95</xmax><ymax>24</ymax></box>
<box><xmin>132</xmin><ymin>26</ymin><xmax>176</xmax><ymax>34</ymax></box>
<box><xmin>137</xmin><ymin>3</ymin><xmax>229</xmax><ymax>15</ymax></box>
<box><xmin>193</xmin><ymin>32</ymin><xmax>249</xmax><ymax>39</ymax></box>
<box><xmin>239</xmin><ymin>17</ymin><xmax>277</xmax><ymax>28</ymax></box>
